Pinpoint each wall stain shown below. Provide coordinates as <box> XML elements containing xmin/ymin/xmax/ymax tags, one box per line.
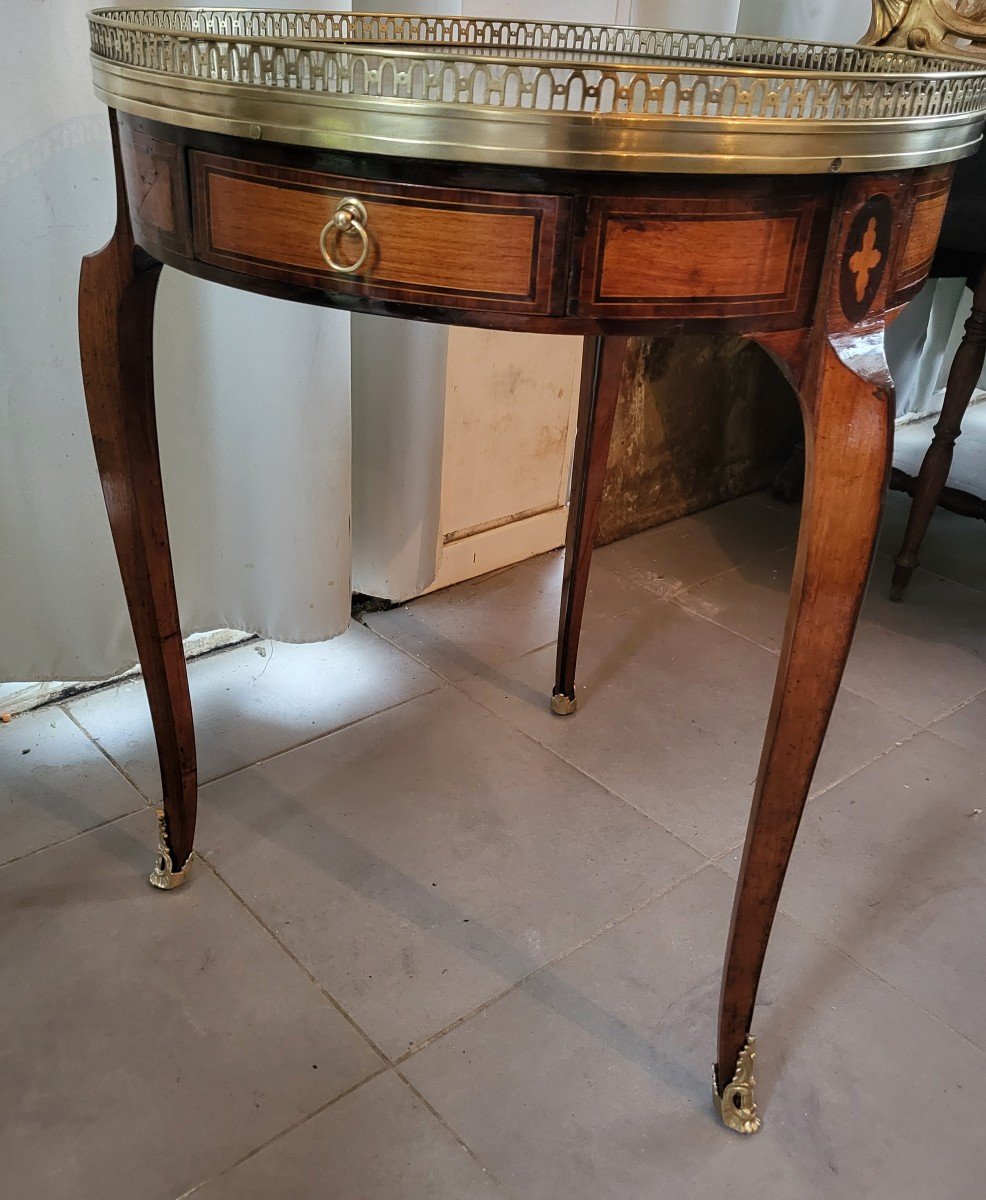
<box><xmin>597</xmin><ymin>334</ymin><xmax>800</xmax><ymax>544</ymax></box>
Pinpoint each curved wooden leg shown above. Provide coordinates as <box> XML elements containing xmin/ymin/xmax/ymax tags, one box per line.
<box><xmin>716</xmin><ymin>329</ymin><xmax>893</xmax><ymax>1132</ymax></box>
<box><xmin>891</xmin><ymin>261</ymin><xmax>986</xmax><ymax>600</ymax></box>
<box><xmin>552</xmin><ymin>335</ymin><xmax>628</xmax><ymax>714</ymax></box>
<box><xmin>79</xmin><ymin>113</ymin><xmax>197</xmax><ymax>886</ymax></box>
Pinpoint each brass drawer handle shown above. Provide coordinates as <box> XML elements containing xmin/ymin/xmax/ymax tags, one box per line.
<box><xmin>320</xmin><ymin>197</ymin><xmax>369</xmax><ymax>274</ymax></box>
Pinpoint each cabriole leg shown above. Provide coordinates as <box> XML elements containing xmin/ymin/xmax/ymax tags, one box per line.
<box><xmin>79</xmin><ymin>112</ymin><xmax>197</xmax><ymax>888</ymax></box>
<box><xmin>552</xmin><ymin>335</ymin><xmax>628</xmax><ymax>714</ymax></box>
<box><xmin>716</xmin><ymin>329</ymin><xmax>893</xmax><ymax>1132</ymax></box>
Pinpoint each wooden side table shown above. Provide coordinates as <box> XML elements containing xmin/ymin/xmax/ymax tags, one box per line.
<box><xmin>79</xmin><ymin>8</ymin><xmax>986</xmax><ymax>1133</ymax></box>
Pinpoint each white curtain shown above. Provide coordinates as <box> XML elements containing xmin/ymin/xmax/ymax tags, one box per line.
<box><xmin>0</xmin><ymin>0</ymin><xmax>454</xmax><ymax>683</ymax></box>
<box><xmin>1</xmin><ymin>2</ymin><xmax>358</xmax><ymax>683</ymax></box>
<box><xmin>0</xmin><ymin>0</ymin><xmax>969</xmax><ymax>684</ymax></box>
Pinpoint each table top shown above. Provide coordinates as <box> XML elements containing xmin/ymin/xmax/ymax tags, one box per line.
<box><xmin>89</xmin><ymin>8</ymin><xmax>986</xmax><ymax>173</ymax></box>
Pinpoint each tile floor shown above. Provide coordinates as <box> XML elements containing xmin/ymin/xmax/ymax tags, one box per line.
<box><xmin>3</xmin><ymin>479</ymin><xmax>986</xmax><ymax>1199</ymax></box>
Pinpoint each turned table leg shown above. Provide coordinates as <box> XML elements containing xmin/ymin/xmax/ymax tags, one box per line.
<box><xmin>78</xmin><ymin>113</ymin><xmax>197</xmax><ymax>888</ymax></box>
<box><xmin>891</xmin><ymin>259</ymin><xmax>986</xmax><ymax>600</ymax></box>
<box><xmin>716</xmin><ymin>328</ymin><xmax>893</xmax><ymax>1132</ymax></box>
<box><xmin>552</xmin><ymin>335</ymin><xmax>628</xmax><ymax>713</ymax></box>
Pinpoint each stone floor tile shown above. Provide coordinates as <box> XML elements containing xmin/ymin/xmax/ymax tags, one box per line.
<box><xmin>461</xmin><ymin>604</ymin><xmax>915</xmax><ymax>856</ymax></box>
<box><xmin>677</xmin><ymin>545</ymin><xmax>986</xmax><ymax>724</ymax></box>
<box><xmin>66</xmin><ymin>624</ymin><xmax>442</xmax><ymax>799</ymax></box>
<box><xmin>364</xmin><ymin>550</ymin><xmax>653</xmax><ymax>683</ymax></box>
<box><xmin>595</xmin><ymin>493</ymin><xmax>798</xmax><ymax>600</ymax></box>
<box><xmin>720</xmin><ymin>729</ymin><xmax>986</xmax><ymax>1048</ymax></box>
<box><xmin>930</xmin><ymin>689</ymin><xmax>986</xmax><ymax>757</ymax></box>
<box><xmin>196</xmin><ymin>686</ymin><xmax>701</xmax><ymax>1058</ymax></box>
<box><xmin>191</xmin><ymin>1071</ymin><xmax>505</xmax><ymax>1199</ymax></box>
<box><xmin>0</xmin><ymin>707</ymin><xmax>142</xmax><ymax>864</ymax></box>
<box><xmin>404</xmin><ymin>868</ymin><xmax>984</xmax><ymax>1200</ymax></box>
<box><xmin>0</xmin><ymin>810</ymin><xmax>381</xmax><ymax>1200</ymax></box>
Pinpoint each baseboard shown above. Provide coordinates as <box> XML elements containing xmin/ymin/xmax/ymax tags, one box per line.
<box><xmin>425</xmin><ymin>506</ymin><xmax>568</xmax><ymax>594</ymax></box>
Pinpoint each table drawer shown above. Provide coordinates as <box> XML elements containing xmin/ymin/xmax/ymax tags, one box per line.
<box><xmin>191</xmin><ymin>152</ymin><xmax>567</xmax><ymax>314</ymax></box>
<box><xmin>576</xmin><ymin>187</ymin><xmax>831</xmax><ymax>324</ymax></box>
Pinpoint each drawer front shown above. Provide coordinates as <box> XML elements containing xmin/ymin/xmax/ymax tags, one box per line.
<box><xmin>191</xmin><ymin>152</ymin><xmax>567</xmax><ymax>314</ymax></box>
<box><xmin>577</xmin><ymin>187</ymin><xmax>831</xmax><ymax>324</ymax></box>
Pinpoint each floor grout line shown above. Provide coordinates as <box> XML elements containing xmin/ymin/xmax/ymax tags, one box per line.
<box><xmin>60</xmin><ymin>702</ymin><xmax>152</xmax><ymax>798</ymax></box>
<box><xmin>356</xmin><ymin>606</ymin><xmax>559</xmax><ymax>690</ymax></box>
<box><xmin>802</xmin><ymin>723</ymin><xmax>926</xmax><ymax>807</ymax></box>
<box><xmin>708</xmin><ymin>855</ymin><xmax>986</xmax><ymax>1063</ymax></box>
<box><xmin>197</xmin><ymin>855</ymin><xmax>393</xmax><ymax>1066</ymax></box>
<box><xmin>920</xmin><ymin>684</ymin><xmax>986</xmax><ymax>729</ymax></box>
<box><xmin>394</xmin><ymin>854</ymin><xmax>717</xmax><ymax>1067</ymax></box>
<box><xmin>438</xmin><ymin>639</ymin><xmax>934</xmax><ymax>869</ymax></box>
<box><xmin>667</xmin><ymin>588</ymin><xmax>786</xmax><ymax>658</ymax></box>
<box><xmin>444</xmin><ymin>671</ymin><xmax>713</xmax><ymax>861</ymax></box>
<box><xmin>601</xmin><ymin>536</ymin><xmax>800</xmax><ymax>608</ymax></box>
<box><xmin>172</xmin><ymin>1066</ymin><xmax>392</xmax><ymax>1200</ymax></box>
<box><xmin>62</xmin><ymin>673</ymin><xmax>449</xmax><ymax>810</ymax></box>
<box><xmin>195</xmin><ymin>678</ymin><xmax>448</xmax><ymax>791</ymax></box>
<box><xmin>188</xmin><ymin>858</ymin><xmax>537</xmax><ymax>1199</ymax></box>
<box><xmin>190</xmin><ymin>772</ymin><xmax>727</xmax><ymax>1199</ymax></box>
<box><xmin>197</xmin><ymin>768</ymin><xmax>718</xmax><ymax>1079</ymax></box>
<box><xmin>392</xmin><ymin>1069</ymin><xmax>520</xmax><ymax>1200</ymax></box>
<box><xmin>666</xmin><ymin>584</ymin><xmax>986</xmax><ymax>731</ymax></box>
<box><xmin>54</xmin><ymin>623</ymin><xmax>450</xmax><ymax>807</ymax></box>
<box><xmin>0</xmin><ymin>802</ymin><xmax>150</xmax><ymax>872</ymax></box>
<box><xmin>791</xmin><ymin>924</ymin><xmax>986</xmax><ymax>1059</ymax></box>
<box><xmin>352</xmin><ymin>580</ymin><xmax>735</xmax><ymax>864</ymax></box>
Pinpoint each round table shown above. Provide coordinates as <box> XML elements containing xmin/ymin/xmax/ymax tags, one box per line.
<box><xmin>79</xmin><ymin>7</ymin><xmax>986</xmax><ymax>1134</ymax></box>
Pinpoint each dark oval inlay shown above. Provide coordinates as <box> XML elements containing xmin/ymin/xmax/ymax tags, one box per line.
<box><xmin>840</xmin><ymin>193</ymin><xmax>893</xmax><ymax>324</ymax></box>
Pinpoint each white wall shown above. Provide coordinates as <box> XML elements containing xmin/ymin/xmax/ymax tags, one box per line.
<box><xmin>736</xmin><ymin>0</ymin><xmax>873</xmax><ymax>40</ymax></box>
<box><xmin>632</xmin><ymin>0</ymin><xmax>743</xmax><ymax>28</ymax></box>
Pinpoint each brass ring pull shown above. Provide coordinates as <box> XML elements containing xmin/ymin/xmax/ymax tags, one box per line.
<box><xmin>320</xmin><ymin>197</ymin><xmax>370</xmax><ymax>274</ymax></box>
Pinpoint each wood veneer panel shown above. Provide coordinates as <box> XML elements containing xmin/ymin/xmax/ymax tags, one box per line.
<box><xmin>118</xmin><ymin>124</ymin><xmax>192</xmax><ymax>258</ymax></box>
<box><xmin>578</xmin><ymin>188</ymin><xmax>831</xmax><ymax>323</ymax></box>
<box><xmin>601</xmin><ymin>215</ymin><xmax>798</xmax><ymax>299</ymax></box>
<box><xmin>890</xmin><ymin>167</ymin><xmax>953</xmax><ymax>300</ymax></box>
<box><xmin>191</xmin><ymin>152</ymin><xmax>568</xmax><ymax>313</ymax></box>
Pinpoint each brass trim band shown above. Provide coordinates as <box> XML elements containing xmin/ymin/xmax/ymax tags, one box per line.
<box><xmin>92</xmin><ymin>58</ymin><xmax>985</xmax><ymax>174</ymax></box>
<box><xmin>87</xmin><ymin>8</ymin><xmax>986</xmax><ymax>173</ymax></box>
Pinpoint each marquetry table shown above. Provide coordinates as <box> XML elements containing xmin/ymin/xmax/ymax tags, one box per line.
<box><xmin>79</xmin><ymin>7</ymin><xmax>986</xmax><ymax>1133</ymax></box>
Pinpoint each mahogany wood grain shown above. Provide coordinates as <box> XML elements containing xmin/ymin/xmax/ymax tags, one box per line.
<box><xmin>118</xmin><ymin>122</ymin><xmax>193</xmax><ymax>259</ymax></box>
<box><xmin>143</xmin><ymin>236</ymin><xmax>825</xmax><ymax>338</ymax></box>
<box><xmin>894</xmin><ymin>170</ymin><xmax>953</xmax><ymax>288</ymax></box>
<box><xmin>577</xmin><ymin>185</ymin><xmax>831</xmax><ymax>323</ymax></box>
<box><xmin>553</xmin><ymin>336</ymin><xmax>629</xmax><ymax>707</ymax></box>
<box><xmin>192</xmin><ymin>152</ymin><xmax>569</xmax><ymax>314</ymax></box>
<box><xmin>79</xmin><ymin>112</ymin><xmax>197</xmax><ymax>869</ymax></box>
<box><xmin>891</xmin><ymin>258</ymin><xmax>986</xmax><ymax>599</ymax></box>
<box><xmin>717</xmin><ymin>174</ymin><xmax>901</xmax><ymax>1093</ymax></box>
<box><xmin>718</xmin><ymin>329</ymin><xmax>893</xmax><ymax>1088</ymax></box>
<box><xmin>887</xmin><ymin>164</ymin><xmax>955</xmax><ymax>306</ymax></box>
